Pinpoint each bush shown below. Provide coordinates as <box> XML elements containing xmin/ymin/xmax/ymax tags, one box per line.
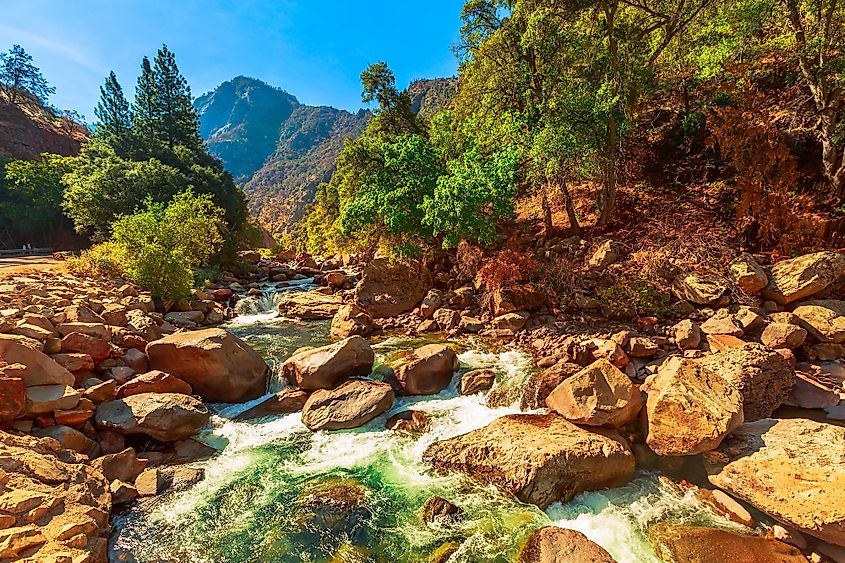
<box><xmin>596</xmin><ymin>277</ymin><xmax>671</xmax><ymax>319</ymax></box>
<box><xmin>70</xmin><ymin>190</ymin><xmax>225</xmax><ymax>300</ymax></box>
<box><xmin>476</xmin><ymin>249</ymin><xmax>539</xmax><ymax>291</ymax></box>
<box><xmin>66</xmin><ymin>241</ymin><xmax>126</xmax><ymax>277</ymax></box>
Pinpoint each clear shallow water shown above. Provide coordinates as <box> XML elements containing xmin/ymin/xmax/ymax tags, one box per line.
<box><xmin>111</xmin><ymin>290</ymin><xmax>737</xmax><ymax>562</ymax></box>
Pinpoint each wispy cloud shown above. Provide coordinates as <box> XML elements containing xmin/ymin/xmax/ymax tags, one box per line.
<box><xmin>0</xmin><ymin>23</ymin><xmax>106</xmax><ymax>75</ymax></box>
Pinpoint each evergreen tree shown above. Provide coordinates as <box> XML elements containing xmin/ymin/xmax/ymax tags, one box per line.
<box><xmin>0</xmin><ymin>44</ymin><xmax>55</xmax><ymax>105</ymax></box>
<box><xmin>152</xmin><ymin>45</ymin><xmax>202</xmax><ymax>150</ymax></box>
<box><xmin>94</xmin><ymin>71</ymin><xmax>132</xmax><ymax>151</ymax></box>
<box><xmin>132</xmin><ymin>56</ymin><xmax>158</xmax><ymax>143</ymax></box>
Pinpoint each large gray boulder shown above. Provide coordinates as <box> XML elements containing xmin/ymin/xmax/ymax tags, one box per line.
<box><xmin>95</xmin><ymin>393</ymin><xmax>210</xmax><ymax>442</ymax></box>
<box><xmin>705</xmin><ymin>418</ymin><xmax>845</xmax><ymax>547</ymax></box>
<box><xmin>146</xmin><ymin>328</ymin><xmax>269</xmax><ymax>403</ymax></box>
<box><xmin>301</xmin><ymin>379</ymin><xmax>394</xmax><ymax>431</ymax></box>
<box><xmin>423</xmin><ymin>413</ymin><xmax>635</xmax><ymax>509</ymax></box>
<box><xmin>282</xmin><ymin>336</ymin><xmax>374</xmax><ymax>391</ymax></box>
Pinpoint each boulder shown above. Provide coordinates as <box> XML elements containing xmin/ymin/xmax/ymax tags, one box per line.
<box><xmin>672</xmin><ymin>274</ymin><xmax>727</xmax><ymax>305</ymax></box>
<box><xmin>235</xmin><ymin>388</ymin><xmax>309</xmax><ymax>420</ymax></box>
<box><xmin>115</xmin><ymin>370</ymin><xmax>193</xmax><ymax>399</ymax></box>
<box><xmin>422</xmin><ymin>496</ymin><xmax>465</xmax><ymax>526</ymax></box>
<box><xmin>32</xmin><ymin>425</ymin><xmax>94</xmax><ymax>454</ymax></box>
<box><xmin>760</xmin><ymin>323</ymin><xmax>807</xmax><ymax>349</ymax></box>
<box><xmin>11</xmin><ymin>323</ymin><xmax>51</xmax><ymax>342</ymax></box>
<box><xmin>301</xmin><ymin>379</ymin><xmax>394</xmax><ymax>431</ymax></box>
<box><xmin>90</xmin><ymin>448</ymin><xmax>145</xmax><ymax>483</ymax></box>
<box><xmin>57</xmin><ymin>322</ymin><xmax>111</xmax><ymax>341</ymax></box>
<box><xmin>696</xmin><ymin>342</ymin><xmax>793</xmax><ymax>421</ymax></box>
<box><xmin>0</xmin><ymin>374</ymin><xmax>26</xmax><ymax>424</ymax></box>
<box><xmin>282</xmin><ymin>336</ymin><xmax>374</xmax><ymax>391</ymax></box>
<box><xmin>460</xmin><ymin>369</ymin><xmax>496</xmax><ymax>395</ymax></box>
<box><xmin>125</xmin><ymin>309</ymin><xmax>161</xmax><ymax>341</ymax></box>
<box><xmin>588</xmin><ymin>240</ymin><xmax>622</xmax><ymax>270</ymax></box>
<box><xmin>25</xmin><ymin>384</ymin><xmax>81</xmax><ymax>415</ymax></box>
<box><xmin>700</xmin><ymin>309</ymin><xmax>744</xmax><ymax>337</ymax></box>
<box><xmin>519</xmin><ymin>527</ymin><xmax>616</xmax><ymax>563</ymax></box>
<box><xmin>49</xmin><ymin>352</ymin><xmax>94</xmax><ymax>373</ymax></box>
<box><xmin>645</xmin><ymin>357</ymin><xmax>743</xmax><ymax>456</ymax></box>
<box><xmin>63</xmin><ymin>305</ymin><xmax>105</xmax><ymax>324</ymax></box>
<box><xmin>520</xmin><ymin>362</ymin><xmax>582</xmax><ymax>411</ymax></box>
<box><xmin>588</xmin><ymin>338</ymin><xmax>629</xmax><ymax>368</ymax></box>
<box><xmin>354</xmin><ymin>258</ymin><xmax>432</xmax><ymax>318</ymax></box>
<box><xmin>546</xmin><ymin>359</ymin><xmax>642</xmax><ymax>427</ymax></box>
<box><xmin>422</xmin><ymin>413</ymin><xmax>635</xmax><ymax>509</ymax></box>
<box><xmin>393</xmin><ymin>344</ymin><xmax>458</xmax><ymax>395</ymax></box>
<box><xmin>277</xmin><ymin>291</ymin><xmax>343</xmax><ymax>320</ymax></box>
<box><xmin>0</xmin><ymin>430</ymin><xmax>110</xmax><ymax>561</ymax></box>
<box><xmin>329</xmin><ymin>304</ymin><xmax>373</xmax><ymax>339</ymax></box>
<box><xmin>490</xmin><ymin>311</ymin><xmax>530</xmax><ymax>333</ymax></box>
<box><xmin>672</xmin><ymin>319</ymin><xmax>701</xmax><ymax>350</ymax></box>
<box><xmin>705</xmin><ymin>418</ymin><xmax>845</xmax><ymax>546</ymax></box>
<box><xmin>385</xmin><ymin>410</ymin><xmax>431</xmax><ymax>433</ymax></box>
<box><xmin>60</xmin><ymin>332</ymin><xmax>110</xmax><ymax>362</ymax></box>
<box><xmin>488</xmin><ymin>284</ymin><xmax>546</xmax><ymax>316</ymax></box>
<box><xmin>792</xmin><ymin>300</ymin><xmax>845</xmax><ymax>343</ymax></box>
<box><xmin>146</xmin><ymin>328</ymin><xmax>269</xmax><ymax>403</ymax></box>
<box><xmin>433</xmin><ymin>308</ymin><xmax>461</xmax><ymax>330</ymax></box>
<box><xmin>729</xmin><ymin>253</ymin><xmax>769</xmax><ymax>294</ymax></box>
<box><xmin>0</xmin><ymin>334</ymin><xmax>74</xmax><ymax>386</ymax></box>
<box><xmin>95</xmin><ymin>393</ymin><xmax>210</xmax><ymax>442</ymax></box>
<box><xmin>648</xmin><ymin>524</ymin><xmax>806</xmax><ymax>563</ymax></box>
<box><xmin>419</xmin><ymin>289</ymin><xmax>444</xmax><ymax>319</ymax></box>
<box><xmin>762</xmin><ymin>251</ymin><xmax>845</xmax><ymax>305</ymax></box>
<box><xmin>164</xmin><ymin>310</ymin><xmax>204</xmax><ymax>328</ymax></box>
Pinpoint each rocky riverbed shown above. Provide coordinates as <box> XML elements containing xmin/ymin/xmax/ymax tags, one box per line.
<box><xmin>0</xmin><ymin>248</ymin><xmax>844</xmax><ymax>562</ymax></box>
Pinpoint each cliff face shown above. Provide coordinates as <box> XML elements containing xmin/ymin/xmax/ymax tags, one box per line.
<box><xmin>195</xmin><ymin>76</ymin><xmax>457</xmax><ymax>235</ymax></box>
<box><xmin>0</xmin><ymin>96</ymin><xmax>85</xmax><ymax>161</ymax></box>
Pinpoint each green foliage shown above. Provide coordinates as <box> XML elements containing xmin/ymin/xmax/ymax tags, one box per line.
<box><xmin>64</xmin><ymin>45</ymin><xmax>248</xmax><ymax>245</ymax></box>
<box><xmin>596</xmin><ymin>278</ymin><xmax>671</xmax><ymax>319</ymax></box>
<box><xmin>423</xmin><ymin>144</ymin><xmax>519</xmax><ymax>248</ymax></box>
<box><xmin>69</xmin><ymin>191</ymin><xmax>225</xmax><ymax>299</ymax></box>
<box><xmin>0</xmin><ymin>154</ymin><xmax>75</xmax><ymax>247</ymax></box>
<box><xmin>0</xmin><ymin>44</ymin><xmax>55</xmax><ymax>105</ymax></box>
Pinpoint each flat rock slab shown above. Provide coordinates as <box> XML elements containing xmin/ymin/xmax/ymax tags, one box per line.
<box><xmin>277</xmin><ymin>291</ymin><xmax>343</xmax><ymax>320</ymax></box>
<box><xmin>422</xmin><ymin>413</ymin><xmax>635</xmax><ymax>509</ymax></box>
<box><xmin>705</xmin><ymin>417</ymin><xmax>845</xmax><ymax>546</ymax></box>
<box><xmin>519</xmin><ymin>526</ymin><xmax>616</xmax><ymax>562</ymax></box>
<box><xmin>648</xmin><ymin>524</ymin><xmax>806</xmax><ymax>563</ymax></box>
<box><xmin>95</xmin><ymin>392</ymin><xmax>210</xmax><ymax>442</ymax></box>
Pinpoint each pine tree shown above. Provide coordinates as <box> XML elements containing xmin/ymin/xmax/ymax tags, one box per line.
<box><xmin>94</xmin><ymin>71</ymin><xmax>132</xmax><ymax>149</ymax></box>
<box><xmin>132</xmin><ymin>56</ymin><xmax>158</xmax><ymax>143</ymax></box>
<box><xmin>152</xmin><ymin>45</ymin><xmax>202</xmax><ymax>150</ymax></box>
<box><xmin>0</xmin><ymin>44</ymin><xmax>55</xmax><ymax>105</ymax></box>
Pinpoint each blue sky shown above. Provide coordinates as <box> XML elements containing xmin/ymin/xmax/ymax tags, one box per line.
<box><xmin>1</xmin><ymin>0</ymin><xmax>463</xmax><ymax>121</ymax></box>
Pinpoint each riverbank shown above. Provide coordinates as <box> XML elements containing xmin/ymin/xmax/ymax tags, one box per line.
<box><xmin>0</xmin><ymin>247</ymin><xmax>844</xmax><ymax>562</ymax></box>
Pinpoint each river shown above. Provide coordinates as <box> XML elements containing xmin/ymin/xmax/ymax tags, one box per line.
<box><xmin>110</xmin><ymin>283</ymin><xmax>742</xmax><ymax>562</ymax></box>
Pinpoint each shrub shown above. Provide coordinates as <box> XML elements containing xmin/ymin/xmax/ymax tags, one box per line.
<box><xmin>71</xmin><ymin>190</ymin><xmax>225</xmax><ymax>300</ymax></box>
<box><xmin>596</xmin><ymin>277</ymin><xmax>671</xmax><ymax>319</ymax></box>
<box><xmin>476</xmin><ymin>249</ymin><xmax>540</xmax><ymax>291</ymax></box>
<box><xmin>66</xmin><ymin>241</ymin><xmax>126</xmax><ymax>277</ymax></box>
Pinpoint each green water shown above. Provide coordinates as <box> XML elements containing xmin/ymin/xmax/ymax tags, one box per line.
<box><xmin>110</xmin><ymin>307</ymin><xmax>741</xmax><ymax>562</ymax></box>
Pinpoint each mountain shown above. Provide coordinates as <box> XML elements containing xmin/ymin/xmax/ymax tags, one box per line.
<box><xmin>194</xmin><ymin>76</ymin><xmax>299</xmax><ymax>181</ymax></box>
<box><xmin>243</xmin><ymin>105</ymin><xmax>368</xmax><ymax>232</ymax></box>
<box><xmin>195</xmin><ymin>76</ymin><xmax>457</xmax><ymax>235</ymax></box>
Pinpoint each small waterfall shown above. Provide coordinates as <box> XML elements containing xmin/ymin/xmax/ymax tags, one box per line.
<box><xmin>233</xmin><ymin>278</ymin><xmax>318</xmax><ymax>318</ymax></box>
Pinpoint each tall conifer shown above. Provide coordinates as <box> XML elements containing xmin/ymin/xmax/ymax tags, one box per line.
<box><xmin>94</xmin><ymin>71</ymin><xmax>132</xmax><ymax>150</ymax></box>
<box><xmin>132</xmin><ymin>56</ymin><xmax>158</xmax><ymax>144</ymax></box>
<box><xmin>152</xmin><ymin>45</ymin><xmax>202</xmax><ymax>150</ymax></box>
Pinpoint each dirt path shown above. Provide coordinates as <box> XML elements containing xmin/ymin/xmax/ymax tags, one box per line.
<box><xmin>0</xmin><ymin>255</ymin><xmax>67</xmax><ymax>278</ymax></box>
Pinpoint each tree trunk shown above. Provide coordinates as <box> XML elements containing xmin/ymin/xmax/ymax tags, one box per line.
<box><xmin>598</xmin><ymin>0</ymin><xmax>620</xmax><ymax>227</ymax></box>
<box><xmin>541</xmin><ymin>186</ymin><xmax>554</xmax><ymax>236</ymax></box>
<box><xmin>559</xmin><ymin>179</ymin><xmax>581</xmax><ymax>237</ymax></box>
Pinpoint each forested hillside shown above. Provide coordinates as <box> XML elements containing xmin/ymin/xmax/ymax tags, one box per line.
<box><xmin>195</xmin><ymin>77</ymin><xmax>455</xmax><ymax>235</ymax></box>
<box><xmin>295</xmin><ymin>0</ymin><xmax>845</xmax><ymax>259</ymax></box>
